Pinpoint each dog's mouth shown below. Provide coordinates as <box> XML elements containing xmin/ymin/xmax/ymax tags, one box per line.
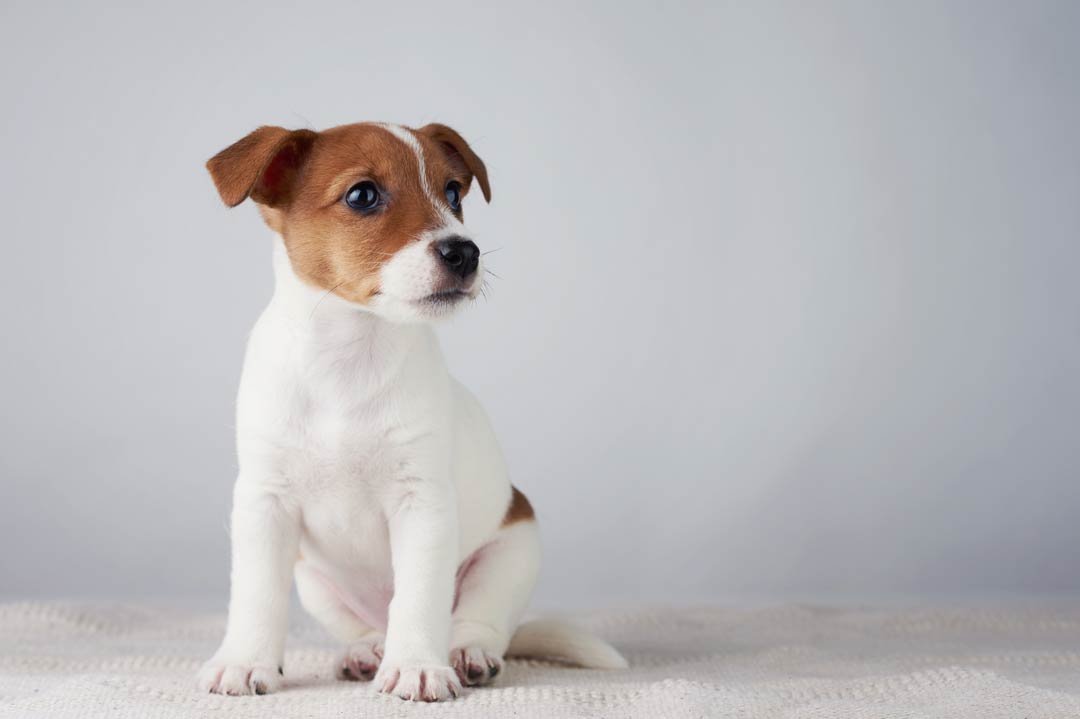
<box><xmin>416</xmin><ymin>288</ymin><xmax>472</xmax><ymax>306</ymax></box>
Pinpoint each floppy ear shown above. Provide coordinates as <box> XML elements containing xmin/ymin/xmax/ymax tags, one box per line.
<box><xmin>206</xmin><ymin>126</ymin><xmax>318</xmax><ymax>208</ymax></box>
<box><xmin>417</xmin><ymin>123</ymin><xmax>492</xmax><ymax>203</ymax></box>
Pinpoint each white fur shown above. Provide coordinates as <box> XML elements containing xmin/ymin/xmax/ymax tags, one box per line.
<box><xmin>197</xmin><ymin>236</ymin><xmax>528</xmax><ymax>699</ymax></box>
<box><xmin>371</xmin><ymin>227</ymin><xmax>482</xmax><ymax>323</ymax></box>
<box><xmin>198</xmin><ymin>128</ymin><xmax>623</xmax><ymax>702</ymax></box>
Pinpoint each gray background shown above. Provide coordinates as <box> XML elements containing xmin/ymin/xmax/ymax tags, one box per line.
<box><xmin>1</xmin><ymin>1</ymin><xmax>1078</xmax><ymax>608</ymax></box>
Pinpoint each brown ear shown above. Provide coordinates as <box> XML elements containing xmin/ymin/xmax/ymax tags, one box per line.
<box><xmin>417</xmin><ymin>123</ymin><xmax>491</xmax><ymax>203</ymax></box>
<box><xmin>206</xmin><ymin>126</ymin><xmax>317</xmax><ymax>208</ymax></box>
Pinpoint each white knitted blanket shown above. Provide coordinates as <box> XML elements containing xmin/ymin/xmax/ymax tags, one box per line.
<box><xmin>2</xmin><ymin>602</ymin><xmax>1079</xmax><ymax>718</ymax></box>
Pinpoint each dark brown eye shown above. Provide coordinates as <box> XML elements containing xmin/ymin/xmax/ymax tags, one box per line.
<box><xmin>345</xmin><ymin>181</ymin><xmax>380</xmax><ymax>212</ymax></box>
<box><xmin>445</xmin><ymin>181</ymin><xmax>462</xmax><ymax>211</ymax></box>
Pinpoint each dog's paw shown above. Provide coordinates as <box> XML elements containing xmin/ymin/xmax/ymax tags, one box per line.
<box><xmin>375</xmin><ymin>662</ymin><xmax>461</xmax><ymax>702</ymax></box>
<box><xmin>197</xmin><ymin>661</ymin><xmax>282</xmax><ymax>696</ymax></box>
<box><xmin>451</xmin><ymin>645</ymin><xmax>503</xmax><ymax>686</ymax></box>
<box><xmin>336</xmin><ymin>635</ymin><xmax>385</xmax><ymax>681</ymax></box>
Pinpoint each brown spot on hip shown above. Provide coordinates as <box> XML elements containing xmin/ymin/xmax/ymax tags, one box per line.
<box><xmin>501</xmin><ymin>486</ymin><xmax>535</xmax><ymax>527</ymax></box>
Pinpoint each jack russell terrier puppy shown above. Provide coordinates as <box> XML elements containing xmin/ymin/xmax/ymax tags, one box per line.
<box><xmin>197</xmin><ymin>122</ymin><xmax>626</xmax><ymax>702</ymax></box>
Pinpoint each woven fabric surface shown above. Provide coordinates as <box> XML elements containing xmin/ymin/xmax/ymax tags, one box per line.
<box><xmin>2</xmin><ymin>601</ymin><xmax>1080</xmax><ymax>718</ymax></box>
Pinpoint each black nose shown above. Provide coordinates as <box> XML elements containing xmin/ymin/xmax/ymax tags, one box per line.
<box><xmin>434</xmin><ymin>237</ymin><xmax>479</xmax><ymax>279</ymax></box>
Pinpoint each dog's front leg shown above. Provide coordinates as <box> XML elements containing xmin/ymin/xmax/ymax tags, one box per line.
<box><xmin>198</xmin><ymin>481</ymin><xmax>300</xmax><ymax>696</ymax></box>
<box><xmin>375</xmin><ymin>478</ymin><xmax>462</xmax><ymax>702</ymax></box>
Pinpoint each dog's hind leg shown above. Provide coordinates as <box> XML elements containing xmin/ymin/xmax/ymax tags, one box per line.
<box><xmin>449</xmin><ymin>516</ymin><xmax>541</xmax><ymax>686</ymax></box>
<box><xmin>294</xmin><ymin>561</ymin><xmax>386</xmax><ymax>681</ymax></box>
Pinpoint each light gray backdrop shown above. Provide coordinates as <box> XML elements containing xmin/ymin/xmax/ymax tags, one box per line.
<box><xmin>1</xmin><ymin>1</ymin><xmax>1078</xmax><ymax>607</ymax></box>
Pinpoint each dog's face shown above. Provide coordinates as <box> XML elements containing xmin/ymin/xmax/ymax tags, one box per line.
<box><xmin>207</xmin><ymin>122</ymin><xmax>491</xmax><ymax>321</ymax></box>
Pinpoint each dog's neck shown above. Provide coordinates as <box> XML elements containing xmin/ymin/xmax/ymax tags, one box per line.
<box><xmin>266</xmin><ymin>235</ymin><xmax>439</xmax><ymax>380</ymax></box>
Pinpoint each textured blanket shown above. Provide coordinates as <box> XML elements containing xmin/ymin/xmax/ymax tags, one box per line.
<box><xmin>2</xmin><ymin>601</ymin><xmax>1079</xmax><ymax>718</ymax></box>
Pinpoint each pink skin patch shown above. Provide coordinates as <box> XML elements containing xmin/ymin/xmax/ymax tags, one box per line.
<box><xmin>453</xmin><ymin>542</ymin><xmax>492</xmax><ymax>612</ymax></box>
<box><xmin>307</xmin><ymin>564</ymin><xmax>391</xmax><ymax>633</ymax></box>
<box><xmin>306</xmin><ymin>543</ymin><xmax>497</xmax><ymax>636</ymax></box>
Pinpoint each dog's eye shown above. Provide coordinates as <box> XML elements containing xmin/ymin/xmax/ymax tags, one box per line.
<box><xmin>345</xmin><ymin>181</ymin><xmax>381</xmax><ymax>212</ymax></box>
<box><xmin>445</xmin><ymin>181</ymin><xmax>462</xmax><ymax>211</ymax></box>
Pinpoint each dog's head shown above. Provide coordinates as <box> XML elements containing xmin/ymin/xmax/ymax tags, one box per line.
<box><xmin>207</xmin><ymin>122</ymin><xmax>491</xmax><ymax>321</ymax></box>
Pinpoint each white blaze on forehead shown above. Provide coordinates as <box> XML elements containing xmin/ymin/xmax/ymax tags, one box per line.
<box><xmin>376</xmin><ymin>123</ymin><xmax>436</xmax><ymax>203</ymax></box>
<box><xmin>377</xmin><ymin>123</ymin><xmax>467</xmax><ymax>232</ymax></box>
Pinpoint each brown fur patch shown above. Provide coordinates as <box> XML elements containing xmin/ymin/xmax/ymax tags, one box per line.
<box><xmin>502</xmin><ymin>486</ymin><xmax>535</xmax><ymax>526</ymax></box>
<box><xmin>416</xmin><ymin>124</ymin><xmax>491</xmax><ymax>203</ymax></box>
<box><xmin>206</xmin><ymin>122</ymin><xmax>490</xmax><ymax>304</ymax></box>
<box><xmin>207</xmin><ymin>126</ymin><xmax>317</xmax><ymax>208</ymax></box>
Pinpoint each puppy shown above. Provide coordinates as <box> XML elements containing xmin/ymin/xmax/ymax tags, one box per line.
<box><xmin>197</xmin><ymin>122</ymin><xmax>626</xmax><ymax>702</ymax></box>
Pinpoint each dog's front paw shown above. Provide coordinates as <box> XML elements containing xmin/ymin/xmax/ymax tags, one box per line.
<box><xmin>451</xmin><ymin>645</ymin><xmax>503</xmax><ymax>686</ymax></box>
<box><xmin>375</xmin><ymin>661</ymin><xmax>461</xmax><ymax>702</ymax></box>
<box><xmin>197</xmin><ymin>661</ymin><xmax>282</xmax><ymax>696</ymax></box>
<box><xmin>336</xmin><ymin>635</ymin><xmax>385</xmax><ymax>681</ymax></box>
